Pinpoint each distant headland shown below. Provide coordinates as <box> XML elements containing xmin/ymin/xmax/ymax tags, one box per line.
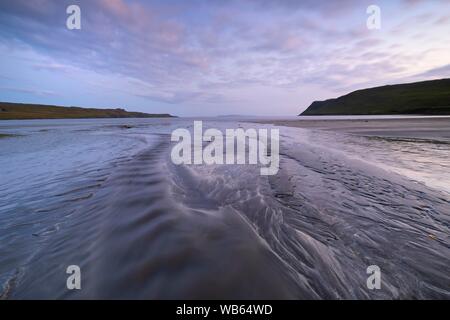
<box><xmin>300</xmin><ymin>78</ymin><xmax>450</xmax><ymax>116</ymax></box>
<box><xmin>0</xmin><ymin>102</ymin><xmax>175</xmax><ymax>120</ymax></box>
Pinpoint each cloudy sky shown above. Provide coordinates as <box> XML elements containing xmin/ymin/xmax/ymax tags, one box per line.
<box><xmin>0</xmin><ymin>0</ymin><xmax>449</xmax><ymax>116</ymax></box>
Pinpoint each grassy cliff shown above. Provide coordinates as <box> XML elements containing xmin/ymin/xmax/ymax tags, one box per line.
<box><xmin>300</xmin><ymin>79</ymin><xmax>450</xmax><ymax>115</ymax></box>
<box><xmin>0</xmin><ymin>102</ymin><xmax>175</xmax><ymax>120</ymax></box>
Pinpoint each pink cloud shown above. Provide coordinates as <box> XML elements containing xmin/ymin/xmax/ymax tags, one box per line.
<box><xmin>98</xmin><ymin>0</ymin><xmax>130</xmax><ymax>19</ymax></box>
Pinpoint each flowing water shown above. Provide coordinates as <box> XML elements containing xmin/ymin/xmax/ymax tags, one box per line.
<box><xmin>0</xmin><ymin>117</ymin><xmax>449</xmax><ymax>299</ymax></box>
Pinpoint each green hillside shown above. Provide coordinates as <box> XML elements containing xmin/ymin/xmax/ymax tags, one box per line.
<box><xmin>300</xmin><ymin>79</ymin><xmax>450</xmax><ymax>115</ymax></box>
<box><xmin>0</xmin><ymin>102</ymin><xmax>174</xmax><ymax>120</ymax></box>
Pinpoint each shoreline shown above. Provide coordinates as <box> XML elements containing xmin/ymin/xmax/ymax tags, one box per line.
<box><xmin>253</xmin><ymin>117</ymin><xmax>450</xmax><ymax>140</ymax></box>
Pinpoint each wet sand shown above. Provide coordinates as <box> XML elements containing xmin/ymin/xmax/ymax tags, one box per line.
<box><xmin>1</xmin><ymin>118</ymin><xmax>449</xmax><ymax>299</ymax></box>
<box><xmin>255</xmin><ymin>117</ymin><xmax>450</xmax><ymax>140</ymax></box>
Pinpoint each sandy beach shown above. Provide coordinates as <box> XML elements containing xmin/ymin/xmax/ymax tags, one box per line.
<box><xmin>255</xmin><ymin>117</ymin><xmax>450</xmax><ymax>140</ymax></box>
<box><xmin>1</xmin><ymin>117</ymin><xmax>449</xmax><ymax>299</ymax></box>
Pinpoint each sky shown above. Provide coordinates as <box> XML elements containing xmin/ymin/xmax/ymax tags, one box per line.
<box><xmin>0</xmin><ymin>0</ymin><xmax>449</xmax><ymax>116</ymax></box>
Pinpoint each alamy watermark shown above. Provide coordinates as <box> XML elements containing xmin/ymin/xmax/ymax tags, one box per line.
<box><xmin>65</xmin><ymin>4</ymin><xmax>380</xmax><ymax>32</ymax></box>
<box><xmin>66</xmin><ymin>265</ymin><xmax>81</xmax><ymax>290</ymax></box>
<box><xmin>366</xmin><ymin>265</ymin><xmax>381</xmax><ymax>290</ymax></box>
<box><xmin>66</xmin><ymin>5</ymin><xmax>81</xmax><ymax>30</ymax></box>
<box><xmin>367</xmin><ymin>5</ymin><xmax>381</xmax><ymax>30</ymax></box>
<box><xmin>63</xmin><ymin>263</ymin><xmax>380</xmax><ymax>292</ymax></box>
<box><xmin>170</xmin><ymin>121</ymin><xmax>280</xmax><ymax>175</ymax></box>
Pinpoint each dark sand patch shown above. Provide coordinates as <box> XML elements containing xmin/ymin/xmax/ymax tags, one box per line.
<box><xmin>0</xmin><ymin>133</ymin><xmax>21</xmax><ymax>139</ymax></box>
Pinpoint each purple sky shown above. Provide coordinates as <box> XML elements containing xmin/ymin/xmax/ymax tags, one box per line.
<box><xmin>0</xmin><ymin>0</ymin><xmax>449</xmax><ymax>116</ymax></box>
